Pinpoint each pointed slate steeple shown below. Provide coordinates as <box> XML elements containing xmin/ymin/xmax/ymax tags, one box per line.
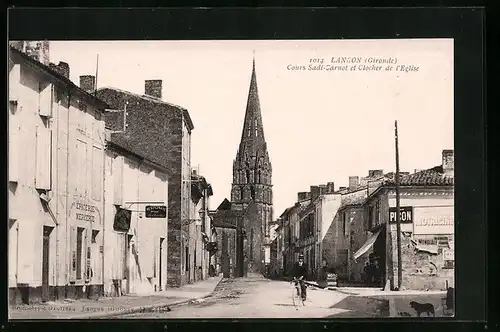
<box><xmin>228</xmin><ymin>53</ymin><xmax>274</xmax><ymax>276</ymax></box>
<box><xmin>239</xmin><ymin>52</ymin><xmax>267</xmax><ymax>156</ymax></box>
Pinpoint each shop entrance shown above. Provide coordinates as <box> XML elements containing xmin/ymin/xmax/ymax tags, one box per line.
<box><xmin>372</xmin><ymin>225</ymin><xmax>386</xmax><ymax>288</ymax></box>
<box><xmin>42</xmin><ymin>226</ymin><xmax>53</xmax><ymax>302</ymax></box>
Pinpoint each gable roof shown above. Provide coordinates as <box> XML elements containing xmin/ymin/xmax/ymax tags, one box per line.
<box><xmin>10</xmin><ymin>46</ymin><xmax>109</xmax><ymax>110</ymax></box>
<box><xmin>97</xmin><ymin>86</ymin><xmax>194</xmax><ymax>131</ymax></box>
<box><xmin>385</xmin><ymin>165</ymin><xmax>454</xmax><ymax>187</ymax></box>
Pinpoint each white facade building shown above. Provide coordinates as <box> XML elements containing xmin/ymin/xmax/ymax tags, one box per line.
<box><xmin>103</xmin><ymin>142</ymin><xmax>169</xmax><ymax>296</ymax></box>
<box><xmin>8</xmin><ymin>45</ymin><xmax>109</xmax><ymax>304</ymax></box>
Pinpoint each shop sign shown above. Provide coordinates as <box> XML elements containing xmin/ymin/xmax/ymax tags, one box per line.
<box><xmin>389</xmin><ymin>206</ymin><xmax>413</xmax><ymax>223</ymax></box>
<box><xmin>264</xmin><ymin>246</ymin><xmax>271</xmax><ymax>264</ymax></box>
<box><xmin>70</xmin><ymin>201</ymin><xmax>101</xmax><ymax>224</ymax></box>
<box><xmin>413</xmin><ymin>206</ymin><xmax>454</xmax><ymax>235</ymax></box>
<box><xmin>145</xmin><ymin>205</ymin><xmax>167</xmax><ymax>218</ymax></box>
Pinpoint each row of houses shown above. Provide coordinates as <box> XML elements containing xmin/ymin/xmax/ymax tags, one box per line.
<box><xmin>272</xmin><ymin>150</ymin><xmax>454</xmax><ymax>291</ymax></box>
<box><xmin>8</xmin><ymin>41</ymin><xmax>219</xmax><ymax>305</ymax></box>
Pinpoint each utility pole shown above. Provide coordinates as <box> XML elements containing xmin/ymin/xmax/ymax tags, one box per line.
<box><xmin>394</xmin><ymin>120</ymin><xmax>403</xmax><ymax>290</ymax></box>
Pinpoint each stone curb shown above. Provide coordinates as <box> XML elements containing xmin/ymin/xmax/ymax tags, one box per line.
<box><xmin>70</xmin><ymin>276</ymin><xmax>224</xmax><ymax>319</ymax></box>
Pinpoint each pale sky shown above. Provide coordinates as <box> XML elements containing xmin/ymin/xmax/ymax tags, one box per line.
<box><xmin>49</xmin><ymin>39</ymin><xmax>454</xmax><ymax>217</ymax></box>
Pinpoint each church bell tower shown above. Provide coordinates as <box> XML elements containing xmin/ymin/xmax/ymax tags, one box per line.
<box><xmin>230</xmin><ymin>53</ymin><xmax>273</xmax><ymax>273</ymax></box>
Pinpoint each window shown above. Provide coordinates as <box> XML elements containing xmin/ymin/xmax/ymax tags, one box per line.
<box><xmin>35</xmin><ymin>126</ymin><xmax>52</xmax><ymax>190</ymax></box>
<box><xmin>91</xmin><ymin>146</ymin><xmax>103</xmax><ymax>201</ymax></box>
<box><xmin>185</xmin><ymin>246</ymin><xmax>189</xmax><ymax>272</ymax></box>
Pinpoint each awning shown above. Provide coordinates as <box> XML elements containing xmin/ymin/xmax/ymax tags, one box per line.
<box><xmin>415</xmin><ymin>244</ymin><xmax>439</xmax><ymax>255</ymax></box>
<box><xmin>353</xmin><ymin>229</ymin><xmax>381</xmax><ymax>260</ymax></box>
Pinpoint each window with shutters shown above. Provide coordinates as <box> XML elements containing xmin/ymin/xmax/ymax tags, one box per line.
<box><xmin>35</xmin><ymin>126</ymin><xmax>52</xmax><ymax>190</ymax></box>
<box><xmin>76</xmin><ymin>139</ymin><xmax>88</xmax><ymax>196</ymax></box>
<box><xmin>38</xmin><ymin>82</ymin><xmax>53</xmax><ymax>117</ymax></box>
<box><xmin>91</xmin><ymin>146</ymin><xmax>103</xmax><ymax>201</ymax></box>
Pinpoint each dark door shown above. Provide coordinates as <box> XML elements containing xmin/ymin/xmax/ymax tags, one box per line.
<box><xmin>42</xmin><ymin>226</ymin><xmax>52</xmax><ymax>302</ymax></box>
<box><xmin>159</xmin><ymin>238</ymin><xmax>164</xmax><ymax>291</ymax></box>
<box><xmin>126</xmin><ymin>234</ymin><xmax>133</xmax><ymax>293</ymax></box>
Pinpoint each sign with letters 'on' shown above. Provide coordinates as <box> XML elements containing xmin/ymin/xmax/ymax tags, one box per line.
<box><xmin>389</xmin><ymin>206</ymin><xmax>413</xmax><ymax>223</ymax></box>
<box><xmin>413</xmin><ymin>206</ymin><xmax>454</xmax><ymax>235</ymax></box>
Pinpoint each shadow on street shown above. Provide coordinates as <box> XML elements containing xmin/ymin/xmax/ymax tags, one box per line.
<box><xmin>326</xmin><ymin>295</ymin><xmax>390</xmax><ymax>318</ymax></box>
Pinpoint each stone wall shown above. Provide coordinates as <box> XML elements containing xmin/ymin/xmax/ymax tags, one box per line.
<box><xmin>215</xmin><ymin>227</ymin><xmax>237</xmax><ymax>278</ymax></box>
<box><xmin>389</xmin><ymin>225</ymin><xmax>454</xmax><ymax>290</ymax></box>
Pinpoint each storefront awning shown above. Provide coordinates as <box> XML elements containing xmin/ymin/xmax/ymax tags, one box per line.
<box><xmin>415</xmin><ymin>244</ymin><xmax>439</xmax><ymax>255</ymax></box>
<box><xmin>353</xmin><ymin>229</ymin><xmax>381</xmax><ymax>260</ymax></box>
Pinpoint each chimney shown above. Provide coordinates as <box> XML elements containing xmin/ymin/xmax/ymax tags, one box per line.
<box><xmin>414</xmin><ymin>169</ymin><xmax>422</xmax><ymax>174</ymax></box>
<box><xmin>9</xmin><ymin>41</ymin><xmax>25</xmax><ymax>52</ymax></box>
<box><xmin>348</xmin><ymin>176</ymin><xmax>359</xmax><ymax>190</ymax></box>
<box><xmin>326</xmin><ymin>182</ymin><xmax>335</xmax><ymax>194</ymax></box>
<box><xmin>24</xmin><ymin>41</ymin><xmax>50</xmax><ymax>66</ymax></box>
<box><xmin>310</xmin><ymin>186</ymin><xmax>321</xmax><ymax>201</ymax></box>
<box><xmin>145</xmin><ymin>79</ymin><xmax>162</xmax><ymax>99</ymax></box>
<box><xmin>51</xmin><ymin>61</ymin><xmax>70</xmax><ymax>79</ymax></box>
<box><xmin>79</xmin><ymin>75</ymin><xmax>96</xmax><ymax>93</ymax></box>
<box><xmin>442</xmin><ymin>149</ymin><xmax>454</xmax><ymax>176</ymax></box>
<box><xmin>368</xmin><ymin>170</ymin><xmax>384</xmax><ymax>178</ymax></box>
<box><xmin>297</xmin><ymin>192</ymin><xmax>309</xmax><ymax>201</ymax></box>
<box><xmin>319</xmin><ymin>184</ymin><xmax>328</xmax><ymax>195</ymax></box>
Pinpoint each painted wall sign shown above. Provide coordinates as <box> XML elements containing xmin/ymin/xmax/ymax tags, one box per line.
<box><xmin>70</xmin><ymin>201</ymin><xmax>101</xmax><ymax>224</ymax></box>
<box><xmin>389</xmin><ymin>206</ymin><xmax>413</xmax><ymax>223</ymax></box>
<box><xmin>145</xmin><ymin>205</ymin><xmax>167</xmax><ymax>218</ymax></box>
<box><xmin>413</xmin><ymin>206</ymin><xmax>454</xmax><ymax>235</ymax></box>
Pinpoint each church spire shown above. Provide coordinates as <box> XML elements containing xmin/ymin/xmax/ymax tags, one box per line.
<box><xmin>239</xmin><ymin>52</ymin><xmax>266</xmax><ymax>155</ymax></box>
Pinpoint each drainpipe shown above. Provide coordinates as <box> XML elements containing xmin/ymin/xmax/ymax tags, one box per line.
<box><xmin>16</xmin><ymin>222</ymin><xmax>19</xmax><ymax>284</ymax></box>
<box><xmin>65</xmin><ymin>93</ymin><xmax>71</xmax><ymax>294</ymax></box>
<box><xmin>101</xmin><ymin>122</ymin><xmax>106</xmax><ymax>297</ymax></box>
<box><xmin>54</xmin><ymin>84</ymin><xmax>60</xmax><ymax>297</ymax></box>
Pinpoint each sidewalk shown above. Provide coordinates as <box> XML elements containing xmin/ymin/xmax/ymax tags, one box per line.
<box><xmin>9</xmin><ymin>276</ymin><xmax>223</xmax><ymax>320</ymax></box>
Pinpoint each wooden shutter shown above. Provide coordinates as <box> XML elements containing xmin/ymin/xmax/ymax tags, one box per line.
<box><xmin>91</xmin><ymin>146</ymin><xmax>103</xmax><ymax>201</ymax></box>
<box><xmin>35</xmin><ymin>126</ymin><xmax>52</xmax><ymax>190</ymax></box>
<box><xmin>39</xmin><ymin>83</ymin><xmax>53</xmax><ymax>117</ymax></box>
<box><xmin>113</xmin><ymin>156</ymin><xmax>123</xmax><ymax>205</ymax></box>
<box><xmin>9</xmin><ymin>125</ymin><xmax>19</xmax><ymax>182</ymax></box>
<box><xmin>69</xmin><ymin>226</ymin><xmax>77</xmax><ymax>282</ymax></box>
<box><xmin>9</xmin><ymin>62</ymin><xmax>20</xmax><ymax>103</ymax></box>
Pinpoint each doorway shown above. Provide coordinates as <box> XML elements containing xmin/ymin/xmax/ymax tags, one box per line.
<box><xmin>42</xmin><ymin>226</ymin><xmax>53</xmax><ymax>302</ymax></box>
<box><xmin>159</xmin><ymin>237</ymin><xmax>165</xmax><ymax>291</ymax></box>
<box><xmin>125</xmin><ymin>234</ymin><xmax>133</xmax><ymax>294</ymax></box>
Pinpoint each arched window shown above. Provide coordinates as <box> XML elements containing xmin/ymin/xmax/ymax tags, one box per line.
<box><xmin>258</xmin><ymin>170</ymin><xmax>262</xmax><ymax>183</ymax></box>
<box><xmin>246</xmin><ymin>170</ymin><xmax>250</xmax><ymax>183</ymax></box>
<box><xmin>240</xmin><ymin>187</ymin><xmax>244</xmax><ymax>200</ymax></box>
<box><xmin>250</xmin><ymin>186</ymin><xmax>255</xmax><ymax>200</ymax></box>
